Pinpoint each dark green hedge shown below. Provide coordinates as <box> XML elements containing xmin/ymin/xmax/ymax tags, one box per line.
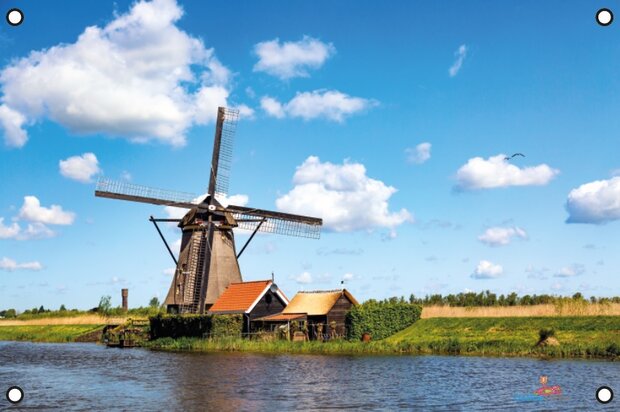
<box><xmin>212</xmin><ymin>315</ymin><xmax>243</xmax><ymax>337</ymax></box>
<box><xmin>346</xmin><ymin>301</ymin><xmax>422</xmax><ymax>341</ymax></box>
<box><xmin>150</xmin><ymin>314</ymin><xmax>244</xmax><ymax>339</ymax></box>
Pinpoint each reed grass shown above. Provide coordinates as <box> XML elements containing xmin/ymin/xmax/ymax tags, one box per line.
<box><xmin>421</xmin><ymin>303</ymin><xmax>620</xmax><ymax>318</ymax></box>
<box><xmin>0</xmin><ymin>315</ymin><xmax>128</xmax><ymax>326</ymax></box>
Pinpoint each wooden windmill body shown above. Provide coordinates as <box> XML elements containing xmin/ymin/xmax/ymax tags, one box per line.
<box><xmin>95</xmin><ymin>107</ymin><xmax>322</xmax><ymax>314</ymax></box>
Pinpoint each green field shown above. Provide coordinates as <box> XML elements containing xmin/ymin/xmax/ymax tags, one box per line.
<box><xmin>149</xmin><ymin>316</ymin><xmax>620</xmax><ymax>359</ymax></box>
<box><xmin>386</xmin><ymin>316</ymin><xmax>620</xmax><ymax>358</ymax></box>
<box><xmin>0</xmin><ymin>325</ymin><xmax>104</xmax><ymax>342</ymax></box>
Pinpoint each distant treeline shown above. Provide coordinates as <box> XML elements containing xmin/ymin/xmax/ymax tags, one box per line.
<box><xmin>0</xmin><ymin>296</ymin><xmax>164</xmax><ymax>319</ymax></box>
<box><xmin>375</xmin><ymin>292</ymin><xmax>620</xmax><ymax>307</ymax></box>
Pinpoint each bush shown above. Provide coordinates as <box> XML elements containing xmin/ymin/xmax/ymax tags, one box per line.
<box><xmin>606</xmin><ymin>343</ymin><xmax>620</xmax><ymax>357</ymax></box>
<box><xmin>539</xmin><ymin>328</ymin><xmax>556</xmax><ymax>341</ymax></box>
<box><xmin>149</xmin><ymin>314</ymin><xmax>243</xmax><ymax>340</ymax></box>
<box><xmin>211</xmin><ymin>315</ymin><xmax>243</xmax><ymax>337</ymax></box>
<box><xmin>346</xmin><ymin>301</ymin><xmax>422</xmax><ymax>341</ymax></box>
<box><xmin>150</xmin><ymin>314</ymin><xmax>213</xmax><ymax>339</ymax></box>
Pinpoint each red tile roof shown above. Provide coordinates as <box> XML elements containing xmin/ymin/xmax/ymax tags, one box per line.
<box><xmin>209</xmin><ymin>280</ymin><xmax>276</xmax><ymax>313</ymax></box>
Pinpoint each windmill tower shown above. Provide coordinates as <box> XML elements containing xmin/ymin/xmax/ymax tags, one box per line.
<box><xmin>95</xmin><ymin>107</ymin><xmax>322</xmax><ymax>314</ymax></box>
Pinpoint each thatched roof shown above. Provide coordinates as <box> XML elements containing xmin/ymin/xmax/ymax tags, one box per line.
<box><xmin>281</xmin><ymin>289</ymin><xmax>358</xmax><ymax>316</ymax></box>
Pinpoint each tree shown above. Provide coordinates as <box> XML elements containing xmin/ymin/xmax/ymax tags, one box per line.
<box><xmin>98</xmin><ymin>295</ymin><xmax>112</xmax><ymax>316</ymax></box>
<box><xmin>5</xmin><ymin>309</ymin><xmax>16</xmax><ymax>318</ymax></box>
<box><xmin>38</xmin><ymin>305</ymin><xmax>45</xmax><ymax>314</ymax></box>
<box><xmin>572</xmin><ymin>292</ymin><xmax>584</xmax><ymax>301</ymax></box>
<box><xmin>149</xmin><ymin>297</ymin><xmax>160</xmax><ymax>308</ymax></box>
<box><xmin>59</xmin><ymin>304</ymin><xmax>67</xmax><ymax>312</ymax></box>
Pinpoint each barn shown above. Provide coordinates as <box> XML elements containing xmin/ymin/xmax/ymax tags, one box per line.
<box><xmin>208</xmin><ymin>280</ymin><xmax>289</xmax><ymax>334</ymax></box>
<box><xmin>255</xmin><ymin>289</ymin><xmax>358</xmax><ymax>340</ymax></box>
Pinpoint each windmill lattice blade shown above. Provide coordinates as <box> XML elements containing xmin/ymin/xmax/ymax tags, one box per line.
<box><xmin>95</xmin><ymin>178</ymin><xmax>200</xmax><ymax>209</ymax></box>
<box><xmin>227</xmin><ymin>204</ymin><xmax>322</xmax><ymax>239</ymax></box>
<box><xmin>214</xmin><ymin>107</ymin><xmax>239</xmax><ymax>197</ymax></box>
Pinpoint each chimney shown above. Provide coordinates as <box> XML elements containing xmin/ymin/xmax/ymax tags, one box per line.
<box><xmin>121</xmin><ymin>289</ymin><xmax>128</xmax><ymax>312</ymax></box>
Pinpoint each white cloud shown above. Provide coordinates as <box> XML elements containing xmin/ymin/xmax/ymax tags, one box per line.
<box><xmin>342</xmin><ymin>273</ymin><xmax>354</xmax><ymax>281</ymax></box>
<box><xmin>18</xmin><ymin>196</ymin><xmax>75</xmax><ymax>225</ymax></box>
<box><xmin>0</xmin><ymin>104</ymin><xmax>27</xmax><ymax>147</ymax></box>
<box><xmin>0</xmin><ymin>257</ymin><xmax>43</xmax><ymax>272</ymax></box>
<box><xmin>171</xmin><ymin>238</ymin><xmax>182</xmax><ymax>255</ymax></box>
<box><xmin>236</xmin><ymin>104</ymin><xmax>255</xmax><ymax>120</ymax></box>
<box><xmin>163</xmin><ymin>192</ymin><xmax>249</xmax><ymax>220</ymax></box>
<box><xmin>449</xmin><ymin>44</ymin><xmax>467</xmax><ymax>77</ymax></box>
<box><xmin>405</xmin><ymin>142</ymin><xmax>431</xmax><ymax>164</ymax></box>
<box><xmin>565</xmin><ymin>176</ymin><xmax>620</xmax><ymax>224</ymax></box>
<box><xmin>0</xmin><ymin>0</ymin><xmax>232</xmax><ymax>148</ymax></box>
<box><xmin>455</xmin><ymin>154</ymin><xmax>559</xmax><ymax>190</ymax></box>
<box><xmin>261</xmin><ymin>90</ymin><xmax>377</xmax><ymax>122</ymax></box>
<box><xmin>217</xmin><ymin>193</ymin><xmax>249</xmax><ymax>207</ymax></box>
<box><xmin>471</xmin><ymin>260</ymin><xmax>503</xmax><ymax>279</ymax></box>
<box><xmin>0</xmin><ymin>218</ymin><xmax>55</xmax><ymax>240</ymax></box>
<box><xmin>554</xmin><ymin>264</ymin><xmax>585</xmax><ymax>278</ymax></box>
<box><xmin>276</xmin><ymin>156</ymin><xmax>412</xmax><ymax>232</ymax></box>
<box><xmin>478</xmin><ymin>226</ymin><xmax>527</xmax><ymax>246</ymax></box>
<box><xmin>19</xmin><ymin>223</ymin><xmax>56</xmax><ymax>240</ymax></box>
<box><xmin>163</xmin><ymin>267</ymin><xmax>176</xmax><ymax>276</ymax></box>
<box><xmin>293</xmin><ymin>271</ymin><xmax>313</xmax><ymax>284</ymax></box>
<box><xmin>260</xmin><ymin>97</ymin><xmax>285</xmax><ymax>118</ymax></box>
<box><xmin>381</xmin><ymin>228</ymin><xmax>398</xmax><ymax>241</ymax></box>
<box><xmin>0</xmin><ymin>217</ymin><xmax>20</xmax><ymax>239</ymax></box>
<box><xmin>253</xmin><ymin>36</ymin><xmax>335</xmax><ymax>80</ymax></box>
<box><xmin>121</xmin><ymin>171</ymin><xmax>132</xmax><ymax>181</ymax></box>
<box><xmin>59</xmin><ymin>152</ymin><xmax>101</xmax><ymax>183</ymax></box>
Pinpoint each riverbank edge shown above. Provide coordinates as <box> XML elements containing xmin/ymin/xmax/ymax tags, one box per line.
<box><xmin>145</xmin><ymin>336</ymin><xmax>620</xmax><ymax>360</ymax></box>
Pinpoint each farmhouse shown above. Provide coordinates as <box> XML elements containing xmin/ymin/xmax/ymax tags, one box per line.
<box><xmin>256</xmin><ymin>289</ymin><xmax>359</xmax><ymax>340</ymax></box>
<box><xmin>208</xmin><ymin>280</ymin><xmax>289</xmax><ymax>334</ymax></box>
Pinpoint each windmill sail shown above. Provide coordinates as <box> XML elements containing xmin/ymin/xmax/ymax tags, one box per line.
<box><xmin>227</xmin><ymin>205</ymin><xmax>322</xmax><ymax>239</ymax></box>
<box><xmin>95</xmin><ymin>106</ymin><xmax>323</xmax><ymax>315</ymax></box>
<box><xmin>95</xmin><ymin>178</ymin><xmax>201</xmax><ymax>209</ymax></box>
<box><xmin>209</xmin><ymin>107</ymin><xmax>239</xmax><ymax>198</ymax></box>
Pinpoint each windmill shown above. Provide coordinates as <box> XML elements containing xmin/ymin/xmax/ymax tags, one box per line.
<box><xmin>95</xmin><ymin>107</ymin><xmax>322</xmax><ymax>314</ymax></box>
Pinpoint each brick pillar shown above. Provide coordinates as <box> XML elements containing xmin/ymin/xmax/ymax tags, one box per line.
<box><xmin>121</xmin><ymin>289</ymin><xmax>128</xmax><ymax>312</ymax></box>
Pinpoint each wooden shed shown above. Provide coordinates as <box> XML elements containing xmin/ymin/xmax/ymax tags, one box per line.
<box><xmin>208</xmin><ymin>280</ymin><xmax>289</xmax><ymax>334</ymax></box>
<box><xmin>256</xmin><ymin>289</ymin><xmax>358</xmax><ymax>340</ymax></box>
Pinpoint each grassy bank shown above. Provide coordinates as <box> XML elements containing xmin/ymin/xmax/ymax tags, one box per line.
<box><xmin>148</xmin><ymin>316</ymin><xmax>620</xmax><ymax>360</ymax></box>
<box><xmin>387</xmin><ymin>316</ymin><xmax>620</xmax><ymax>358</ymax></box>
<box><xmin>0</xmin><ymin>324</ymin><xmax>104</xmax><ymax>342</ymax></box>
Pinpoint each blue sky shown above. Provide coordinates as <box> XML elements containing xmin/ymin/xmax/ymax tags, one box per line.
<box><xmin>1</xmin><ymin>0</ymin><xmax>619</xmax><ymax>310</ymax></box>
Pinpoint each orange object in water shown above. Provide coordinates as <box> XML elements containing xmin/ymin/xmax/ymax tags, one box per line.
<box><xmin>534</xmin><ymin>385</ymin><xmax>562</xmax><ymax>396</ymax></box>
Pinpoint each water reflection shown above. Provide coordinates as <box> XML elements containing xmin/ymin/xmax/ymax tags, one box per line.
<box><xmin>0</xmin><ymin>342</ymin><xmax>618</xmax><ymax>411</ymax></box>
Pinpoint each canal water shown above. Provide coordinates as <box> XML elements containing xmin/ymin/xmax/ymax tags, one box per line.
<box><xmin>0</xmin><ymin>341</ymin><xmax>618</xmax><ymax>411</ymax></box>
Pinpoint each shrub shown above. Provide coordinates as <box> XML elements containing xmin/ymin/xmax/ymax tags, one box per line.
<box><xmin>149</xmin><ymin>314</ymin><xmax>243</xmax><ymax>340</ymax></box>
<box><xmin>346</xmin><ymin>301</ymin><xmax>422</xmax><ymax>341</ymax></box>
<box><xmin>539</xmin><ymin>328</ymin><xmax>555</xmax><ymax>341</ymax></box>
<box><xmin>150</xmin><ymin>314</ymin><xmax>213</xmax><ymax>339</ymax></box>
<box><xmin>606</xmin><ymin>343</ymin><xmax>620</xmax><ymax>357</ymax></box>
<box><xmin>211</xmin><ymin>315</ymin><xmax>243</xmax><ymax>338</ymax></box>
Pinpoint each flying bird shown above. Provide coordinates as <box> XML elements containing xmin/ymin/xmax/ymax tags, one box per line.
<box><xmin>504</xmin><ymin>153</ymin><xmax>525</xmax><ymax>161</ymax></box>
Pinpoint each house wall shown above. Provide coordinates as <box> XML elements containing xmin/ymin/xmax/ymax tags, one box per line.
<box><xmin>248</xmin><ymin>290</ymin><xmax>287</xmax><ymax>331</ymax></box>
<box><xmin>327</xmin><ymin>295</ymin><xmax>355</xmax><ymax>337</ymax></box>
